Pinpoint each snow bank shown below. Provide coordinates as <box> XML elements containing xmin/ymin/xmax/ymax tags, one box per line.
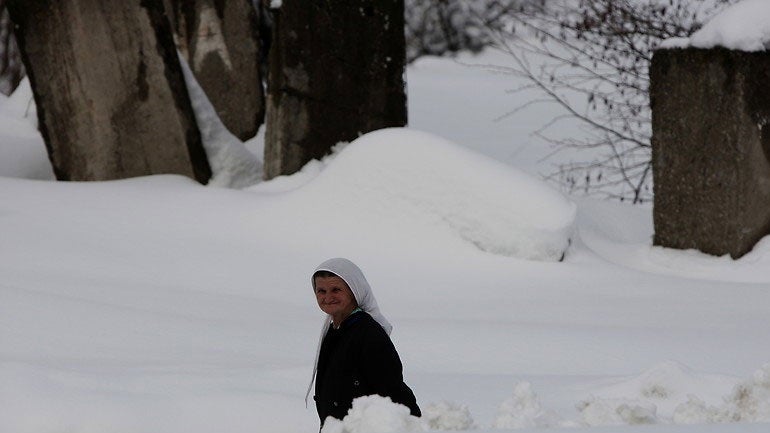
<box><xmin>573</xmin><ymin>361</ymin><xmax>770</xmax><ymax>427</ymax></box>
<box><xmin>586</xmin><ymin>361</ymin><xmax>737</xmax><ymax>416</ymax></box>
<box><xmin>493</xmin><ymin>382</ymin><xmax>561</xmax><ymax>429</ymax></box>
<box><xmin>320</xmin><ymin>396</ymin><xmax>474</xmax><ymax>433</ymax></box>
<box><xmin>574</xmin><ymin>361</ymin><xmax>736</xmax><ymax>426</ymax></box>
<box><xmin>674</xmin><ymin>362</ymin><xmax>770</xmax><ymax>424</ymax></box>
<box><xmin>422</xmin><ymin>401</ymin><xmax>475</xmax><ymax>430</ymax></box>
<box><xmin>661</xmin><ymin>0</ymin><xmax>770</xmax><ymax>51</ymax></box>
<box><xmin>178</xmin><ymin>55</ymin><xmax>263</xmax><ymax>188</ymax></box>
<box><xmin>724</xmin><ymin>362</ymin><xmax>770</xmax><ymax>422</ymax></box>
<box><xmin>481</xmin><ymin>361</ymin><xmax>770</xmax><ymax>428</ymax></box>
<box><xmin>320</xmin><ymin>395</ymin><xmax>426</xmax><ymax>433</ymax></box>
<box><xmin>274</xmin><ymin>128</ymin><xmax>575</xmax><ymax>261</ymax></box>
<box><xmin>578</xmin><ymin>397</ymin><xmax>659</xmax><ymax>426</ymax></box>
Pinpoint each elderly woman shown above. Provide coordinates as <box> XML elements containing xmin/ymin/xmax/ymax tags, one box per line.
<box><xmin>306</xmin><ymin>258</ymin><xmax>421</xmax><ymax>427</ymax></box>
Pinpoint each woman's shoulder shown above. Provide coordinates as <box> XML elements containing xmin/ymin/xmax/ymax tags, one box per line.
<box><xmin>348</xmin><ymin>311</ymin><xmax>389</xmax><ymax>337</ymax></box>
<box><xmin>357</xmin><ymin>312</ymin><xmax>393</xmax><ymax>343</ymax></box>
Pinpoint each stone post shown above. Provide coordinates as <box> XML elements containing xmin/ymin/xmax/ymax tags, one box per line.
<box><xmin>263</xmin><ymin>0</ymin><xmax>407</xmax><ymax>179</ymax></box>
<box><xmin>650</xmin><ymin>47</ymin><xmax>770</xmax><ymax>258</ymax></box>
<box><xmin>8</xmin><ymin>0</ymin><xmax>211</xmax><ymax>183</ymax></box>
<box><xmin>166</xmin><ymin>0</ymin><xmax>265</xmax><ymax>141</ymax></box>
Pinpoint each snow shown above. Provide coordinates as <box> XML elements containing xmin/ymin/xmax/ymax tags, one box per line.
<box><xmin>179</xmin><ymin>54</ymin><xmax>262</xmax><ymax>188</ymax></box>
<box><xmin>0</xmin><ymin>78</ymin><xmax>52</xmax><ymax>180</ymax></box>
<box><xmin>3</xmin><ymin>48</ymin><xmax>770</xmax><ymax>433</ymax></box>
<box><xmin>321</xmin><ymin>396</ymin><xmax>426</xmax><ymax>433</ymax></box>
<box><xmin>660</xmin><ymin>0</ymin><xmax>770</xmax><ymax>51</ymax></box>
<box><xmin>494</xmin><ymin>382</ymin><xmax>561</xmax><ymax>429</ymax></box>
<box><xmin>422</xmin><ymin>401</ymin><xmax>475</xmax><ymax>430</ymax></box>
<box><xmin>251</xmin><ymin>128</ymin><xmax>575</xmax><ymax>261</ymax></box>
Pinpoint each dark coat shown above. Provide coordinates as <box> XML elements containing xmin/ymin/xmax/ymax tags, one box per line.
<box><xmin>314</xmin><ymin>310</ymin><xmax>421</xmax><ymax>425</ymax></box>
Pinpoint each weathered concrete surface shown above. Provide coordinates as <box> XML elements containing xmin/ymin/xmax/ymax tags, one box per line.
<box><xmin>8</xmin><ymin>0</ymin><xmax>211</xmax><ymax>183</ymax></box>
<box><xmin>166</xmin><ymin>0</ymin><xmax>264</xmax><ymax>141</ymax></box>
<box><xmin>264</xmin><ymin>0</ymin><xmax>407</xmax><ymax>179</ymax></box>
<box><xmin>650</xmin><ymin>47</ymin><xmax>770</xmax><ymax>258</ymax></box>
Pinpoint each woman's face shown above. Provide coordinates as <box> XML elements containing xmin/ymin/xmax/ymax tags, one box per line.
<box><xmin>314</xmin><ymin>275</ymin><xmax>357</xmax><ymax>322</ymax></box>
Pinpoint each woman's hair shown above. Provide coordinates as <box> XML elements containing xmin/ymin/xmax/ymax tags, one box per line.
<box><xmin>313</xmin><ymin>270</ymin><xmax>338</xmax><ymax>280</ymax></box>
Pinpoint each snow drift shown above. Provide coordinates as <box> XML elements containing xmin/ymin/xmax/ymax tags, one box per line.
<box><xmin>179</xmin><ymin>55</ymin><xmax>263</xmax><ymax>188</ymax></box>
<box><xmin>267</xmin><ymin>128</ymin><xmax>576</xmax><ymax>261</ymax></box>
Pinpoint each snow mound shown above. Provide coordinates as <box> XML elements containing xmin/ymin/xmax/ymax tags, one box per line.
<box><xmin>672</xmin><ymin>395</ymin><xmax>728</xmax><ymax>424</ymax></box>
<box><xmin>574</xmin><ymin>361</ymin><xmax>770</xmax><ymax>426</ymax></box>
<box><xmin>720</xmin><ymin>362</ymin><xmax>770</xmax><ymax>422</ymax></box>
<box><xmin>422</xmin><ymin>401</ymin><xmax>474</xmax><ymax>430</ymax></box>
<box><xmin>178</xmin><ymin>55</ymin><xmax>263</xmax><ymax>189</ymax></box>
<box><xmin>584</xmin><ymin>361</ymin><xmax>737</xmax><ymax>420</ymax></box>
<box><xmin>605</xmin><ymin>361</ymin><xmax>730</xmax><ymax>404</ymax></box>
<box><xmin>291</xmin><ymin>128</ymin><xmax>576</xmax><ymax>260</ymax></box>
<box><xmin>249</xmin><ymin>142</ymin><xmax>349</xmax><ymax>194</ymax></box>
<box><xmin>672</xmin><ymin>362</ymin><xmax>770</xmax><ymax>424</ymax></box>
<box><xmin>487</xmin><ymin>363</ymin><xmax>770</xmax><ymax>429</ymax></box>
<box><xmin>320</xmin><ymin>395</ymin><xmax>426</xmax><ymax>433</ymax></box>
<box><xmin>493</xmin><ymin>382</ymin><xmax>561</xmax><ymax>429</ymax></box>
<box><xmin>578</xmin><ymin>396</ymin><xmax>659</xmax><ymax>426</ymax></box>
<box><xmin>661</xmin><ymin>0</ymin><xmax>770</xmax><ymax>51</ymax></box>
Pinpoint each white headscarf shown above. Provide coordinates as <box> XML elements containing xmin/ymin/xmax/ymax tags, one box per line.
<box><xmin>305</xmin><ymin>258</ymin><xmax>392</xmax><ymax>405</ymax></box>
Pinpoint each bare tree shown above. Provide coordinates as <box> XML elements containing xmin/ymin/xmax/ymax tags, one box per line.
<box><xmin>404</xmin><ymin>0</ymin><xmax>545</xmax><ymax>63</ymax></box>
<box><xmin>491</xmin><ymin>0</ymin><xmax>736</xmax><ymax>203</ymax></box>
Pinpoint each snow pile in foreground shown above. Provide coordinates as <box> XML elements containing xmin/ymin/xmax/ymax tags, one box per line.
<box><xmin>422</xmin><ymin>401</ymin><xmax>475</xmax><ymax>430</ymax></box>
<box><xmin>280</xmin><ymin>128</ymin><xmax>575</xmax><ymax>261</ymax></box>
<box><xmin>574</xmin><ymin>361</ymin><xmax>729</xmax><ymax>426</ymax></box>
<box><xmin>178</xmin><ymin>55</ymin><xmax>262</xmax><ymax>188</ymax></box>
<box><xmin>321</xmin><ymin>396</ymin><xmax>426</xmax><ymax>433</ymax></box>
<box><xmin>578</xmin><ymin>396</ymin><xmax>660</xmax><ymax>426</ymax></box>
<box><xmin>580</xmin><ymin>360</ymin><xmax>736</xmax><ymax>422</ymax></box>
<box><xmin>320</xmin><ymin>363</ymin><xmax>770</xmax><ymax>432</ymax></box>
<box><xmin>493</xmin><ymin>382</ymin><xmax>562</xmax><ymax>429</ymax></box>
<box><xmin>322</xmin><ymin>396</ymin><xmax>475</xmax><ymax>433</ymax></box>
<box><xmin>661</xmin><ymin>0</ymin><xmax>770</xmax><ymax>51</ymax></box>
<box><xmin>510</xmin><ymin>361</ymin><xmax>770</xmax><ymax>429</ymax></box>
<box><xmin>674</xmin><ymin>362</ymin><xmax>770</xmax><ymax>424</ymax></box>
<box><xmin>724</xmin><ymin>362</ymin><xmax>770</xmax><ymax>421</ymax></box>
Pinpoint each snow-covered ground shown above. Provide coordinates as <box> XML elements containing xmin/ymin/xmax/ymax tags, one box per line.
<box><xmin>3</xmin><ymin>15</ymin><xmax>770</xmax><ymax>433</ymax></box>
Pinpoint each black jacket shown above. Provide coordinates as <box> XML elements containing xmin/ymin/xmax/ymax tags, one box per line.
<box><xmin>314</xmin><ymin>310</ymin><xmax>421</xmax><ymax>425</ymax></box>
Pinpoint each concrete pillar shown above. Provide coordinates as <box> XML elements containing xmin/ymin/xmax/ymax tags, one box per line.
<box><xmin>651</xmin><ymin>47</ymin><xmax>770</xmax><ymax>258</ymax></box>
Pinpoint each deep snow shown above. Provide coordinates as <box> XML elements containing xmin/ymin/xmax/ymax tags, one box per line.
<box><xmin>3</xmin><ymin>13</ymin><xmax>770</xmax><ymax>433</ymax></box>
<box><xmin>661</xmin><ymin>0</ymin><xmax>770</xmax><ymax>51</ymax></box>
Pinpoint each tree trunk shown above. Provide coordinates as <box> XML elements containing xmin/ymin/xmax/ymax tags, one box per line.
<box><xmin>167</xmin><ymin>0</ymin><xmax>265</xmax><ymax>141</ymax></box>
<box><xmin>7</xmin><ymin>0</ymin><xmax>211</xmax><ymax>183</ymax></box>
<box><xmin>264</xmin><ymin>0</ymin><xmax>407</xmax><ymax>179</ymax></box>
